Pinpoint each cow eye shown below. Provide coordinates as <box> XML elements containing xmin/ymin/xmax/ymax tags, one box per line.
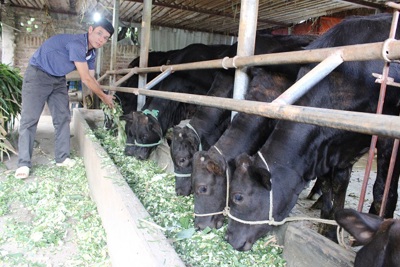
<box><xmin>233</xmin><ymin>193</ymin><xmax>243</xmax><ymax>204</ymax></box>
<box><xmin>197</xmin><ymin>185</ymin><xmax>207</xmax><ymax>194</ymax></box>
<box><xmin>140</xmin><ymin>133</ymin><xmax>149</xmax><ymax>142</ymax></box>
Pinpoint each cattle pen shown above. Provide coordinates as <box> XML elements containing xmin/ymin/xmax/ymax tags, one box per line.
<box><xmin>70</xmin><ymin>2</ymin><xmax>400</xmax><ymax>266</ymax></box>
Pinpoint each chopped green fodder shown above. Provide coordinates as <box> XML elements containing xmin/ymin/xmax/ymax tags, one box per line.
<box><xmin>95</xmin><ymin>127</ymin><xmax>286</xmax><ymax>267</ymax></box>
<box><xmin>0</xmin><ymin>159</ymin><xmax>110</xmax><ymax>266</ymax></box>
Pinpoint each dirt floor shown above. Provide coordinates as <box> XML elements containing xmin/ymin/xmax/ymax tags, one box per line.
<box><xmin>0</xmin><ymin>115</ymin><xmax>81</xmax><ymax>266</ymax></box>
<box><xmin>295</xmin><ymin>155</ymin><xmax>400</xmax><ymax>219</ymax></box>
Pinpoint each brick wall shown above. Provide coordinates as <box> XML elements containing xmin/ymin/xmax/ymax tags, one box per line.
<box><xmin>3</xmin><ymin>6</ymin><xmax>139</xmax><ymax>78</ymax></box>
<box><xmin>101</xmin><ymin>43</ymin><xmax>139</xmax><ymax>75</ymax></box>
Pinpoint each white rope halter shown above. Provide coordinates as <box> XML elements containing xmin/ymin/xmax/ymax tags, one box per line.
<box><xmin>186</xmin><ymin>123</ymin><xmax>203</xmax><ymax>152</ymax></box>
<box><xmin>173</xmin><ymin>123</ymin><xmax>203</xmax><ymax>178</ymax></box>
<box><xmin>194</xmin><ymin>149</ymin><xmax>338</xmax><ymax>227</ymax></box>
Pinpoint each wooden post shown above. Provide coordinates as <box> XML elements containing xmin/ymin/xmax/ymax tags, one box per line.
<box><xmin>232</xmin><ymin>0</ymin><xmax>258</xmax><ymax>119</ymax></box>
<box><xmin>137</xmin><ymin>0</ymin><xmax>152</xmax><ymax>110</ymax></box>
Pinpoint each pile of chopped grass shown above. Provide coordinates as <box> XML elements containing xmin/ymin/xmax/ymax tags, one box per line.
<box><xmin>0</xmin><ymin>159</ymin><xmax>110</xmax><ymax>266</ymax></box>
<box><xmin>94</xmin><ymin>127</ymin><xmax>286</xmax><ymax>267</ymax></box>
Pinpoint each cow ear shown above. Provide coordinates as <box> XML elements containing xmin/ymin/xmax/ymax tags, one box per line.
<box><xmin>335</xmin><ymin>209</ymin><xmax>383</xmax><ymax>245</ymax></box>
<box><xmin>121</xmin><ymin>112</ymin><xmax>133</xmax><ymax>122</ymax></box>
<box><xmin>248</xmin><ymin>166</ymin><xmax>272</xmax><ymax>191</ymax></box>
<box><xmin>131</xmin><ymin>111</ymin><xmax>143</xmax><ymax>122</ymax></box>
<box><xmin>206</xmin><ymin>160</ymin><xmax>224</xmax><ymax>176</ymax></box>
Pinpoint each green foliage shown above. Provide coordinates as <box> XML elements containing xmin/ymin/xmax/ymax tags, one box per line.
<box><xmin>0</xmin><ymin>159</ymin><xmax>110</xmax><ymax>266</ymax></box>
<box><xmin>101</xmin><ymin>102</ymin><xmax>126</xmax><ymax>147</ymax></box>
<box><xmin>0</xmin><ymin>63</ymin><xmax>22</xmax><ymax>161</ymax></box>
<box><xmin>95</xmin><ymin>128</ymin><xmax>286</xmax><ymax>267</ymax></box>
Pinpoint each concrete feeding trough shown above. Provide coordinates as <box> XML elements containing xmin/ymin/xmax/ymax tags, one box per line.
<box><xmin>72</xmin><ymin>108</ymin><xmax>355</xmax><ymax>267</ymax></box>
<box><xmin>73</xmin><ymin>108</ymin><xmax>185</xmax><ymax>267</ymax></box>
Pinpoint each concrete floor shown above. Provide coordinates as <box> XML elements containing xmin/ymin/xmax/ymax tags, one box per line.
<box><xmin>3</xmin><ymin>115</ymin><xmax>78</xmax><ymax>174</ymax></box>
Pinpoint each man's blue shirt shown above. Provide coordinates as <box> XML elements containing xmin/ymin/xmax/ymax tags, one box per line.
<box><xmin>30</xmin><ymin>33</ymin><xmax>96</xmax><ymax>77</ymax></box>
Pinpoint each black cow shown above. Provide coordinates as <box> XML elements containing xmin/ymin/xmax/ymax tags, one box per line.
<box><xmin>170</xmin><ymin>71</ymin><xmax>234</xmax><ymax>196</ymax></box>
<box><xmin>225</xmin><ymin>13</ymin><xmax>400</xmax><ymax>251</ymax></box>
<box><xmin>104</xmin><ymin>50</ymin><xmax>179</xmax><ymax>131</ymax></box>
<box><xmin>170</xmin><ymin>34</ymin><xmax>317</xmax><ymax>197</ymax></box>
<box><xmin>192</xmin><ymin>67</ymin><xmax>297</xmax><ymax>230</ymax></box>
<box><xmin>124</xmin><ymin>43</ymin><xmax>229</xmax><ymax>159</ymax></box>
<box><xmin>191</xmin><ymin>34</ymin><xmax>316</xmax><ymax>230</ymax></box>
<box><xmin>116</xmin><ymin>50</ymin><xmax>179</xmax><ymax>115</ymax></box>
<box><xmin>335</xmin><ymin>209</ymin><xmax>400</xmax><ymax>267</ymax></box>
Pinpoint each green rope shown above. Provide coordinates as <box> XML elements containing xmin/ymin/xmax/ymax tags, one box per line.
<box><xmin>142</xmin><ymin>109</ymin><xmax>159</xmax><ymax>119</ymax></box>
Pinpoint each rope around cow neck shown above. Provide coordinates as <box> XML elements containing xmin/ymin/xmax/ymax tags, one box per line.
<box><xmin>186</xmin><ymin>123</ymin><xmax>203</xmax><ymax>152</ymax></box>
<box><xmin>194</xmin><ymin>149</ymin><xmax>338</xmax><ymax>227</ymax></box>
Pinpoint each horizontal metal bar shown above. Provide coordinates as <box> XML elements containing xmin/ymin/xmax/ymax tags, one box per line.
<box><xmin>103</xmin><ymin>85</ymin><xmax>400</xmax><ymax>139</ymax></box>
<box><xmin>103</xmin><ymin>40</ymin><xmax>400</xmax><ymax>77</ymax></box>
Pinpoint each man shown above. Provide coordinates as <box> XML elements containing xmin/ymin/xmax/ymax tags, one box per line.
<box><xmin>14</xmin><ymin>18</ymin><xmax>115</xmax><ymax>179</ymax></box>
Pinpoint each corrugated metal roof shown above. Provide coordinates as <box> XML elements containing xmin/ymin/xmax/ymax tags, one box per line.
<box><xmin>8</xmin><ymin>0</ymin><xmax>390</xmax><ymax>35</ymax></box>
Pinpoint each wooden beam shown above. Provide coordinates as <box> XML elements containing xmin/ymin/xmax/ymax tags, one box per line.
<box><xmin>338</xmin><ymin>0</ymin><xmax>387</xmax><ymax>10</ymax></box>
<box><xmin>123</xmin><ymin>0</ymin><xmax>290</xmax><ymax>27</ymax></box>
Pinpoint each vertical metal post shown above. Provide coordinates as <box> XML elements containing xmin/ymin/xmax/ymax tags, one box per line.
<box><xmin>357</xmin><ymin>10</ymin><xmax>399</xmax><ymax>214</ymax></box>
<box><xmin>231</xmin><ymin>0</ymin><xmax>259</xmax><ymax>119</ymax></box>
<box><xmin>110</xmin><ymin>0</ymin><xmax>119</xmax><ymax>87</ymax></box>
<box><xmin>137</xmin><ymin>0</ymin><xmax>152</xmax><ymax>110</ymax></box>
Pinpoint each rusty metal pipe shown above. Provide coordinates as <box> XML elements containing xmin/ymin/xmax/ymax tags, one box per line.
<box><xmin>113</xmin><ymin>68</ymin><xmax>137</xmax><ymax>87</ymax></box>
<box><xmin>102</xmin><ymin>85</ymin><xmax>400</xmax><ymax>139</ymax></box>
<box><xmin>380</xmin><ymin>139</ymin><xmax>400</xmax><ymax>217</ymax></box>
<box><xmin>101</xmin><ymin>41</ymin><xmax>400</xmax><ymax>78</ymax></box>
<box><xmin>358</xmin><ymin>9</ymin><xmax>400</xmax><ymax>214</ymax></box>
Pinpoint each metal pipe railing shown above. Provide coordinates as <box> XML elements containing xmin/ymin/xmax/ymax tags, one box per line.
<box><xmin>101</xmin><ymin>40</ymin><xmax>400</xmax><ymax>77</ymax></box>
<box><xmin>272</xmin><ymin>52</ymin><xmax>344</xmax><ymax>105</ymax></box>
<box><xmin>102</xmin><ymin>85</ymin><xmax>400</xmax><ymax>139</ymax></box>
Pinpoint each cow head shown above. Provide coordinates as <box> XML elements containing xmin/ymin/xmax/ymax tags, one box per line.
<box><xmin>192</xmin><ymin>148</ymin><xmax>229</xmax><ymax>230</ymax></box>
<box><xmin>225</xmin><ymin>153</ymin><xmax>273</xmax><ymax>251</ymax></box>
<box><xmin>335</xmin><ymin>208</ymin><xmax>400</xmax><ymax>267</ymax></box>
<box><xmin>123</xmin><ymin>110</ymin><xmax>163</xmax><ymax>160</ymax></box>
<box><xmin>170</xmin><ymin>125</ymin><xmax>201</xmax><ymax>196</ymax></box>
<box><xmin>225</xmin><ymin>152</ymin><xmax>305</xmax><ymax>251</ymax></box>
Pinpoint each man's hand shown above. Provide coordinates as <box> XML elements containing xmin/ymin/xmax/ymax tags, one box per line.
<box><xmin>74</xmin><ymin>62</ymin><xmax>115</xmax><ymax>109</ymax></box>
<box><xmin>102</xmin><ymin>94</ymin><xmax>114</xmax><ymax>109</ymax></box>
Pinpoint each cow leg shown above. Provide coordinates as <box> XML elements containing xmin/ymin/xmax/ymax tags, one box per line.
<box><xmin>369</xmin><ymin>138</ymin><xmax>400</xmax><ymax>218</ymax></box>
<box><xmin>319</xmin><ymin>167</ymin><xmax>352</xmax><ymax>241</ymax></box>
<box><xmin>317</xmin><ymin>176</ymin><xmax>333</xmax><ymax>237</ymax></box>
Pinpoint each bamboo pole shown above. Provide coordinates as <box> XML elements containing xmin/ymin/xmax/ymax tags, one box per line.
<box><xmin>100</xmin><ymin>40</ymin><xmax>400</xmax><ymax>77</ymax></box>
<box><xmin>137</xmin><ymin>0</ymin><xmax>152</xmax><ymax>110</ymax></box>
<box><xmin>102</xmin><ymin>85</ymin><xmax>400</xmax><ymax>139</ymax></box>
<box><xmin>232</xmin><ymin>0</ymin><xmax>259</xmax><ymax>118</ymax></box>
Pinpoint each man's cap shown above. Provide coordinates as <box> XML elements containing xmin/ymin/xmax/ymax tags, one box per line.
<box><xmin>93</xmin><ymin>18</ymin><xmax>115</xmax><ymax>37</ymax></box>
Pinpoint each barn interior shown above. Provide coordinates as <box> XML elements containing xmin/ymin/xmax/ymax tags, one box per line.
<box><xmin>1</xmin><ymin>0</ymin><xmax>400</xmax><ymax>266</ymax></box>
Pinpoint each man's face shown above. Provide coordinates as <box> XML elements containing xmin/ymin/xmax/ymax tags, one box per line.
<box><xmin>88</xmin><ymin>26</ymin><xmax>111</xmax><ymax>49</ymax></box>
